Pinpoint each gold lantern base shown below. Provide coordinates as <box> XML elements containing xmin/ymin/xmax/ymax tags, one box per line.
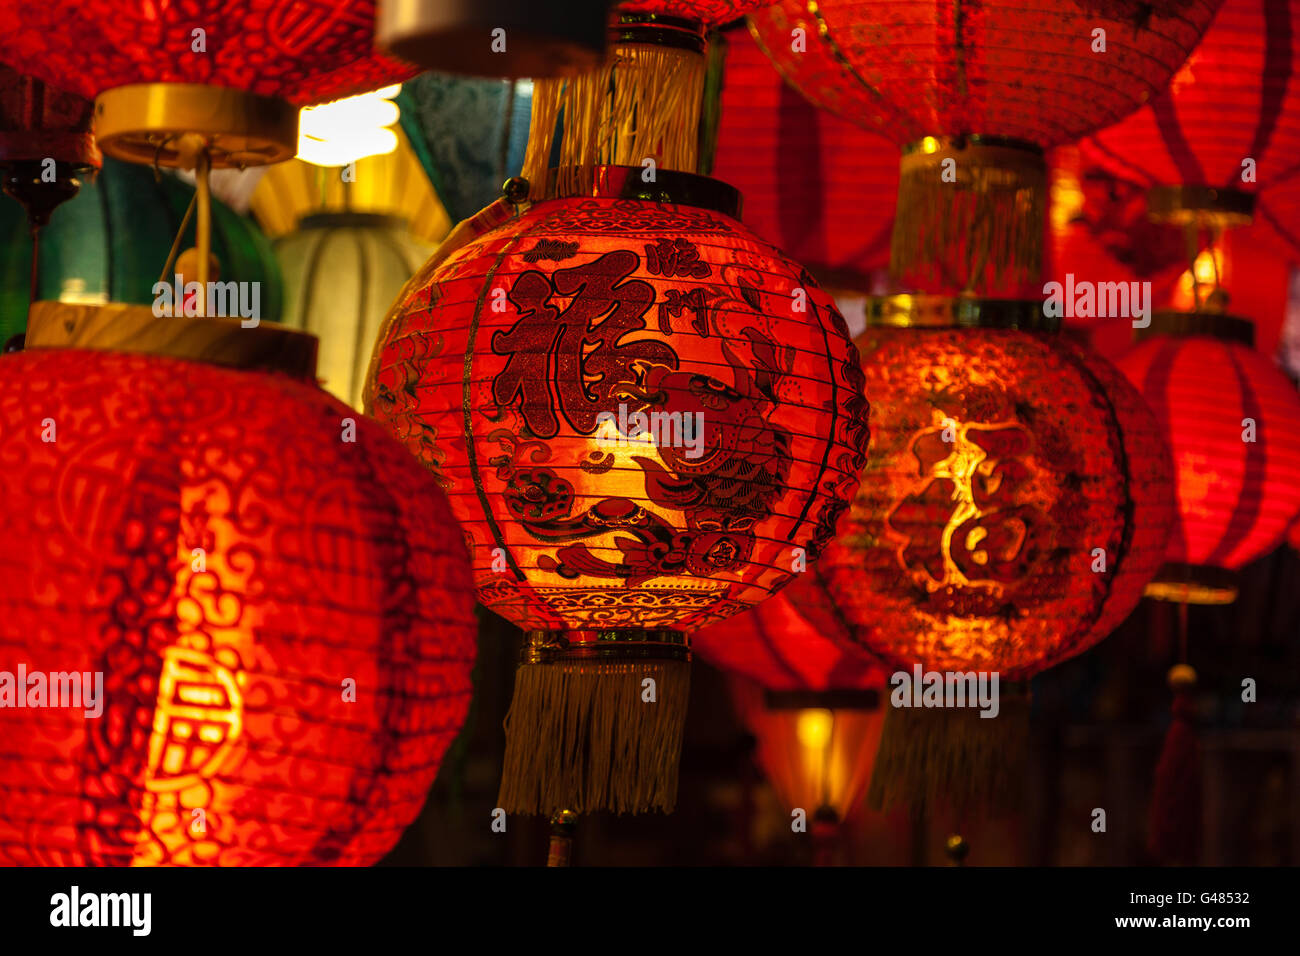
<box><xmin>1143</xmin><ymin>562</ymin><xmax>1239</xmax><ymax>606</ymax></box>
<box><xmin>94</xmin><ymin>83</ymin><xmax>298</xmax><ymax>169</ymax></box>
<box><xmin>1146</xmin><ymin>185</ymin><xmax>1255</xmax><ymax>229</ymax></box>
<box><xmin>862</xmin><ymin>293</ymin><xmax>1059</xmax><ymax>332</ymax></box>
<box><xmin>24</xmin><ymin>302</ymin><xmax>318</xmax><ymax>380</ymax></box>
<box><xmin>498</xmin><ymin>628</ymin><xmax>691</xmax><ymax>815</ymax></box>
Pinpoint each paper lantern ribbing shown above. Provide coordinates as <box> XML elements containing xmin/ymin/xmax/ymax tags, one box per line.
<box><xmin>0</xmin><ymin>319</ymin><xmax>477</xmax><ymax>865</ymax></box>
<box><xmin>820</xmin><ymin>311</ymin><xmax>1176</xmax><ymax>679</ymax></box>
<box><xmin>748</xmin><ymin>0</ymin><xmax>1221</xmax><ymax>293</ymax></box>
<box><xmin>366</xmin><ymin>169</ymin><xmax>870</xmax><ymax>814</ymax></box>
<box><xmin>1115</xmin><ymin>316</ymin><xmax>1300</xmax><ymax>600</ymax></box>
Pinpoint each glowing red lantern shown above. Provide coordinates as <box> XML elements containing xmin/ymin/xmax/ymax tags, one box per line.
<box><xmin>694</xmin><ymin>582</ymin><xmax>887</xmax><ymax>842</ymax></box>
<box><xmin>1084</xmin><ymin>0</ymin><xmax>1300</xmax><ymax>227</ymax></box>
<box><xmin>1115</xmin><ymin>313</ymin><xmax>1300</xmax><ymax>601</ymax></box>
<box><xmin>365</xmin><ymin>167</ymin><xmax>870</xmax><ymax>815</ymax></box>
<box><xmin>711</xmin><ymin>27</ymin><xmax>898</xmax><ymax>283</ymax></box>
<box><xmin>0</xmin><ymin>0</ymin><xmax>416</xmax><ymax>167</ymax></box>
<box><xmin>748</xmin><ymin>0</ymin><xmax>1221</xmax><ymax>293</ymax></box>
<box><xmin>0</xmin><ymin>305</ymin><xmax>477</xmax><ymax>866</ymax></box>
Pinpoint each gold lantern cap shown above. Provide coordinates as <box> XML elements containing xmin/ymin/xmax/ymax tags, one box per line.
<box><xmin>862</xmin><ymin>294</ymin><xmax>1060</xmax><ymax>332</ymax></box>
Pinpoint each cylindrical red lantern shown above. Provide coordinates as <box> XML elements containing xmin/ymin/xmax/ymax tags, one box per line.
<box><xmin>694</xmin><ymin>583</ymin><xmax>887</xmax><ymax>838</ymax></box>
<box><xmin>710</xmin><ymin>26</ymin><xmax>898</xmax><ymax>285</ymax></box>
<box><xmin>0</xmin><ymin>305</ymin><xmax>477</xmax><ymax>866</ymax></box>
<box><xmin>814</xmin><ymin>300</ymin><xmax>1175</xmax><ymax>811</ymax></box>
<box><xmin>366</xmin><ymin>167</ymin><xmax>870</xmax><ymax>815</ymax></box>
<box><xmin>748</xmin><ymin>0</ymin><xmax>1221</xmax><ymax>293</ymax></box>
<box><xmin>1115</xmin><ymin>313</ymin><xmax>1300</xmax><ymax>601</ymax></box>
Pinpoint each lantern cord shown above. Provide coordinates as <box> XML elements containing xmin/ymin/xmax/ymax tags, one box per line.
<box><xmin>1146</xmin><ymin>604</ymin><xmax>1202</xmax><ymax>865</ymax></box>
<box><xmin>156</xmin><ymin>193</ymin><xmax>198</xmax><ymax>291</ymax></box>
<box><xmin>27</xmin><ymin>224</ymin><xmax>39</xmax><ymax>323</ymax></box>
<box><xmin>546</xmin><ymin>810</ymin><xmax>577</xmax><ymax>867</ymax></box>
<box><xmin>196</xmin><ymin>147</ymin><xmax>211</xmax><ymax>316</ymax></box>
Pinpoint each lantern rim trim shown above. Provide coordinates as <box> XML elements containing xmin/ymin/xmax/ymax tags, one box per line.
<box><xmin>1135</xmin><ymin>309</ymin><xmax>1256</xmax><ymax>346</ymax></box>
<box><xmin>901</xmin><ymin>134</ymin><xmax>1044</xmax><ymax>158</ymax></box>
<box><xmin>296</xmin><ymin>211</ymin><xmax>411</xmax><ymax>232</ymax></box>
<box><xmin>763</xmin><ymin>689</ymin><xmax>881</xmax><ymax>710</ymax></box>
<box><xmin>24</xmin><ymin>302</ymin><xmax>319</xmax><ymax>381</ymax></box>
<box><xmin>94</xmin><ymin>83</ymin><xmax>298</xmax><ymax>169</ymax></box>
<box><xmin>613</xmin><ymin>12</ymin><xmax>708</xmax><ymax>53</ymax></box>
<box><xmin>537</xmin><ymin>164</ymin><xmax>742</xmax><ymax>217</ymax></box>
<box><xmin>1143</xmin><ymin>561</ymin><xmax>1239</xmax><ymax>606</ymax></box>
<box><xmin>862</xmin><ymin>294</ymin><xmax>1060</xmax><ymax>332</ymax></box>
<box><xmin>1147</xmin><ymin>185</ymin><xmax>1255</xmax><ymax>228</ymax></box>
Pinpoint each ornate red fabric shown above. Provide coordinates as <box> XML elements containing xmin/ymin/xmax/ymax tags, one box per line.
<box><xmin>0</xmin><ymin>349</ymin><xmax>477</xmax><ymax>866</ymax></box>
<box><xmin>748</xmin><ymin>0</ymin><xmax>1221</xmax><ymax>145</ymax></box>
<box><xmin>818</xmin><ymin>328</ymin><xmax>1175</xmax><ymax>679</ymax></box>
<box><xmin>1083</xmin><ymin>0</ymin><xmax>1300</xmax><ymax>195</ymax></box>
<box><xmin>711</xmin><ymin>27</ymin><xmax>898</xmax><ymax>283</ymax></box>
<box><xmin>1116</xmin><ymin>336</ymin><xmax>1300</xmax><ymax>569</ymax></box>
<box><xmin>0</xmin><ymin>0</ymin><xmax>415</xmax><ymax>106</ymax></box>
<box><xmin>367</xmin><ymin>188</ymin><xmax>870</xmax><ymax>633</ymax></box>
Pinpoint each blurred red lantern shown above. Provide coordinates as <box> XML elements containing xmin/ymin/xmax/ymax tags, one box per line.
<box><xmin>0</xmin><ymin>305</ymin><xmax>477</xmax><ymax>865</ymax></box>
<box><xmin>695</xmin><ymin>582</ymin><xmax>887</xmax><ymax>845</ymax></box>
<box><xmin>1084</xmin><ymin>0</ymin><xmax>1300</xmax><ymax>227</ymax></box>
<box><xmin>711</xmin><ymin>26</ymin><xmax>898</xmax><ymax>285</ymax></box>
<box><xmin>814</xmin><ymin>300</ymin><xmax>1175</xmax><ymax>810</ymax></box>
<box><xmin>0</xmin><ymin>0</ymin><xmax>416</xmax><ymax>167</ymax></box>
<box><xmin>748</xmin><ymin>0</ymin><xmax>1221</xmax><ymax>294</ymax></box>
<box><xmin>1115</xmin><ymin>313</ymin><xmax>1300</xmax><ymax>601</ymax></box>
<box><xmin>366</xmin><ymin>167</ymin><xmax>869</xmax><ymax>815</ymax></box>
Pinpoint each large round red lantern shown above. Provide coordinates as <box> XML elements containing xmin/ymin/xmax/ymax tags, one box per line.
<box><xmin>0</xmin><ymin>305</ymin><xmax>477</xmax><ymax>866</ymax></box>
<box><xmin>1115</xmin><ymin>313</ymin><xmax>1300</xmax><ymax>601</ymax></box>
<box><xmin>814</xmin><ymin>301</ymin><xmax>1175</xmax><ymax>812</ymax></box>
<box><xmin>365</xmin><ymin>167</ymin><xmax>870</xmax><ymax>815</ymax></box>
<box><xmin>748</xmin><ymin>0</ymin><xmax>1221</xmax><ymax>294</ymax></box>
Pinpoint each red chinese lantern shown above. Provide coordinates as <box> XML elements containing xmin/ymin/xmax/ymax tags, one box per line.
<box><xmin>748</xmin><ymin>0</ymin><xmax>1221</xmax><ymax>294</ymax></box>
<box><xmin>1115</xmin><ymin>313</ymin><xmax>1300</xmax><ymax>601</ymax></box>
<box><xmin>0</xmin><ymin>0</ymin><xmax>416</xmax><ymax>167</ymax></box>
<box><xmin>815</xmin><ymin>299</ymin><xmax>1175</xmax><ymax>811</ymax></box>
<box><xmin>0</xmin><ymin>305</ymin><xmax>477</xmax><ymax>866</ymax></box>
<box><xmin>710</xmin><ymin>26</ymin><xmax>898</xmax><ymax>285</ymax></box>
<box><xmin>365</xmin><ymin>166</ymin><xmax>870</xmax><ymax>816</ymax></box>
<box><xmin>1084</xmin><ymin>0</ymin><xmax>1300</xmax><ymax>228</ymax></box>
<box><xmin>694</xmin><ymin>581</ymin><xmax>887</xmax><ymax>855</ymax></box>
<box><xmin>519</xmin><ymin>1</ymin><xmax>772</xmax><ymax>201</ymax></box>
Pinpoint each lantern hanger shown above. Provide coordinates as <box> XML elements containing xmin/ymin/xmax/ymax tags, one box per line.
<box><xmin>535</xmin><ymin>164</ymin><xmax>742</xmax><ymax>215</ymax></box>
<box><xmin>862</xmin><ymin>293</ymin><xmax>1060</xmax><ymax>332</ymax></box>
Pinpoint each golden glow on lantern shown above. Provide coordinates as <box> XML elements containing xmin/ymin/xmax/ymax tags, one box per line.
<box><xmin>297</xmin><ymin>85</ymin><xmax>401</xmax><ymax>167</ymax></box>
<box><xmin>796</xmin><ymin>708</ymin><xmax>835</xmax><ymax>751</ymax></box>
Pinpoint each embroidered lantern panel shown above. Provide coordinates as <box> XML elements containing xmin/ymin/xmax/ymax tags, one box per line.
<box><xmin>818</xmin><ymin>324</ymin><xmax>1175</xmax><ymax>679</ymax></box>
<box><xmin>0</xmin><ymin>346</ymin><xmax>477</xmax><ymax>866</ymax></box>
<box><xmin>367</xmin><ymin>180</ymin><xmax>870</xmax><ymax>634</ymax></box>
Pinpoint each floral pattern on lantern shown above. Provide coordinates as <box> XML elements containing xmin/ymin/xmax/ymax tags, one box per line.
<box><xmin>366</xmin><ymin>183</ymin><xmax>870</xmax><ymax>634</ymax></box>
<box><xmin>0</xmin><ymin>346</ymin><xmax>477</xmax><ymax>866</ymax></box>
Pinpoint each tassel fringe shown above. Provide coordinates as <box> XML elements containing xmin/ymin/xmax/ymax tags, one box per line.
<box><xmin>890</xmin><ymin>141</ymin><xmax>1047</xmax><ymax>293</ymax></box>
<box><xmin>520</xmin><ymin>43</ymin><xmax>706</xmax><ymax>199</ymax></box>
<box><xmin>867</xmin><ymin>693</ymin><xmax>1030</xmax><ymax>815</ymax></box>
<box><xmin>498</xmin><ymin>658</ymin><xmax>691</xmax><ymax>815</ymax></box>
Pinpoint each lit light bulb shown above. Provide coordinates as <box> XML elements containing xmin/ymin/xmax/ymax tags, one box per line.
<box><xmin>796</xmin><ymin>709</ymin><xmax>834</xmax><ymax>750</ymax></box>
<box><xmin>297</xmin><ymin>85</ymin><xmax>402</xmax><ymax>168</ymax></box>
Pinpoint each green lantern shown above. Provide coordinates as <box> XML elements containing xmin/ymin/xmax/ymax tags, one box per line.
<box><xmin>0</xmin><ymin>156</ymin><xmax>282</xmax><ymax>343</ymax></box>
<box><xmin>275</xmin><ymin>212</ymin><xmax>432</xmax><ymax>409</ymax></box>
